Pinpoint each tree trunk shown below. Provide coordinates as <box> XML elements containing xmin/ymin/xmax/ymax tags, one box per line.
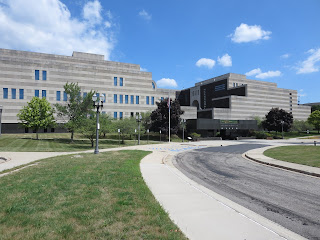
<box><xmin>36</xmin><ymin>130</ymin><xmax>39</xmax><ymax>140</ymax></box>
<box><xmin>91</xmin><ymin>139</ymin><xmax>94</xmax><ymax>147</ymax></box>
<box><xmin>71</xmin><ymin>131</ymin><xmax>74</xmax><ymax>142</ymax></box>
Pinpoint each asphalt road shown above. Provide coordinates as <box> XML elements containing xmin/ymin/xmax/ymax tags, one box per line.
<box><xmin>173</xmin><ymin>144</ymin><xmax>320</xmax><ymax>240</ymax></box>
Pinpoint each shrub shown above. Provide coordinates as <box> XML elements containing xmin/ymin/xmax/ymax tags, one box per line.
<box><xmin>190</xmin><ymin>132</ymin><xmax>201</xmax><ymax>141</ymax></box>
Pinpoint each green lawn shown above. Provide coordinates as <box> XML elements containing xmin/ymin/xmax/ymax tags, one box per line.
<box><xmin>264</xmin><ymin>146</ymin><xmax>320</xmax><ymax>167</ymax></box>
<box><xmin>0</xmin><ymin>150</ymin><xmax>186</xmax><ymax>240</ymax></box>
<box><xmin>0</xmin><ymin>133</ymin><xmax>160</xmax><ymax>152</ymax></box>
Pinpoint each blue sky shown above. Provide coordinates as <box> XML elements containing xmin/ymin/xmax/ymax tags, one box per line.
<box><xmin>0</xmin><ymin>0</ymin><xmax>319</xmax><ymax>103</ymax></box>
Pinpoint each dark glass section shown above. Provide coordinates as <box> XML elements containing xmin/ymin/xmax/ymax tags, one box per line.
<box><xmin>176</xmin><ymin>89</ymin><xmax>190</xmax><ymax>106</ymax></box>
<box><xmin>197</xmin><ymin>110</ymin><xmax>212</xmax><ymax>119</ymax></box>
<box><xmin>200</xmin><ymin>79</ymin><xmax>246</xmax><ymax>109</ymax></box>
<box><xmin>212</xmin><ymin>98</ymin><xmax>230</xmax><ymax>108</ymax></box>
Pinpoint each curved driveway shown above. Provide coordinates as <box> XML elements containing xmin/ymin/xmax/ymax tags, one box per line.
<box><xmin>173</xmin><ymin>144</ymin><xmax>320</xmax><ymax>240</ymax></box>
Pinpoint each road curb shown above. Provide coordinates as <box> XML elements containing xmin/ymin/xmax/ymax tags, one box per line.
<box><xmin>244</xmin><ymin>146</ymin><xmax>320</xmax><ymax>178</ymax></box>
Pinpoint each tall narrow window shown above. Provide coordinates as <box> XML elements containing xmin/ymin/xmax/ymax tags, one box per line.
<box><xmin>3</xmin><ymin>88</ymin><xmax>8</xmax><ymax>99</ymax></box>
<box><xmin>83</xmin><ymin>92</ymin><xmax>87</xmax><ymax>98</ymax></box>
<box><xmin>114</xmin><ymin>94</ymin><xmax>117</xmax><ymax>103</ymax></box>
<box><xmin>131</xmin><ymin>95</ymin><xmax>134</xmax><ymax>104</ymax></box>
<box><xmin>42</xmin><ymin>90</ymin><xmax>46</xmax><ymax>98</ymax></box>
<box><xmin>114</xmin><ymin>112</ymin><xmax>117</xmax><ymax>119</ymax></box>
<box><xmin>35</xmin><ymin>70</ymin><xmax>39</xmax><ymax>80</ymax></box>
<box><xmin>19</xmin><ymin>89</ymin><xmax>24</xmax><ymax>99</ymax></box>
<box><xmin>161</xmin><ymin>97</ymin><xmax>164</xmax><ymax>101</ymax></box>
<box><xmin>114</xmin><ymin>77</ymin><xmax>117</xmax><ymax>86</ymax></box>
<box><xmin>152</xmin><ymin>82</ymin><xmax>155</xmax><ymax>89</ymax></box>
<box><xmin>120</xmin><ymin>94</ymin><xmax>123</xmax><ymax>104</ymax></box>
<box><xmin>125</xmin><ymin>95</ymin><xmax>128</xmax><ymax>104</ymax></box>
<box><xmin>120</xmin><ymin>112</ymin><xmax>123</xmax><ymax>119</ymax></box>
<box><xmin>151</xmin><ymin>96</ymin><xmax>154</xmax><ymax>105</ymax></box>
<box><xmin>56</xmin><ymin>91</ymin><xmax>61</xmax><ymax>101</ymax></box>
<box><xmin>35</xmin><ymin>90</ymin><xmax>39</xmax><ymax>97</ymax></box>
<box><xmin>146</xmin><ymin>96</ymin><xmax>149</xmax><ymax>105</ymax></box>
<box><xmin>42</xmin><ymin>70</ymin><xmax>47</xmax><ymax>80</ymax></box>
<box><xmin>102</xmin><ymin>93</ymin><xmax>106</xmax><ymax>103</ymax></box>
<box><xmin>120</xmin><ymin>77</ymin><xmax>123</xmax><ymax>86</ymax></box>
<box><xmin>11</xmin><ymin>88</ymin><xmax>16</xmax><ymax>99</ymax></box>
<box><xmin>63</xmin><ymin>91</ymin><xmax>67</xmax><ymax>101</ymax></box>
<box><xmin>136</xmin><ymin>96</ymin><xmax>139</xmax><ymax>104</ymax></box>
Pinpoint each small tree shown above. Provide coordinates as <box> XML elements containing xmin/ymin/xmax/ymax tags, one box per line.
<box><xmin>150</xmin><ymin>98</ymin><xmax>184</xmax><ymax>135</ymax></box>
<box><xmin>308</xmin><ymin>110</ymin><xmax>320</xmax><ymax>133</ymax></box>
<box><xmin>292</xmin><ymin>120</ymin><xmax>313</xmax><ymax>132</ymax></box>
<box><xmin>55</xmin><ymin>82</ymin><xmax>94</xmax><ymax>141</ymax></box>
<box><xmin>100</xmin><ymin>113</ymin><xmax>113</xmax><ymax>137</ymax></box>
<box><xmin>17</xmin><ymin>97</ymin><xmax>55</xmax><ymax>140</ymax></box>
<box><xmin>262</xmin><ymin>108</ymin><xmax>293</xmax><ymax>133</ymax></box>
<box><xmin>78</xmin><ymin>116</ymin><xmax>96</xmax><ymax>147</ymax></box>
<box><xmin>112</xmin><ymin>117</ymin><xmax>137</xmax><ymax>143</ymax></box>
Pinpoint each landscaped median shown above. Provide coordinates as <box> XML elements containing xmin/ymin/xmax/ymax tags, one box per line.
<box><xmin>0</xmin><ymin>150</ymin><xmax>186</xmax><ymax>239</ymax></box>
<box><xmin>264</xmin><ymin>145</ymin><xmax>320</xmax><ymax>168</ymax></box>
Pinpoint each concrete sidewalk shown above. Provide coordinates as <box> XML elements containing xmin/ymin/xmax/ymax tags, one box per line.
<box><xmin>140</xmin><ymin>147</ymin><xmax>306</xmax><ymax>240</ymax></box>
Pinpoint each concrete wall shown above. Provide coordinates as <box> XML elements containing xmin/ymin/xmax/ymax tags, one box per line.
<box><xmin>0</xmin><ymin>48</ymin><xmax>175</xmax><ymax>126</ymax></box>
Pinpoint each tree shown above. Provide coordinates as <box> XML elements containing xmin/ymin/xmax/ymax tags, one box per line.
<box><xmin>308</xmin><ymin>110</ymin><xmax>320</xmax><ymax>133</ymax></box>
<box><xmin>150</xmin><ymin>98</ymin><xmax>184</xmax><ymax>135</ymax></box>
<box><xmin>112</xmin><ymin>117</ymin><xmax>137</xmax><ymax>143</ymax></box>
<box><xmin>17</xmin><ymin>97</ymin><xmax>55</xmax><ymax>140</ymax></box>
<box><xmin>292</xmin><ymin>120</ymin><xmax>313</xmax><ymax>132</ymax></box>
<box><xmin>262</xmin><ymin>108</ymin><xmax>293</xmax><ymax>132</ymax></box>
<box><xmin>78</xmin><ymin>116</ymin><xmax>96</xmax><ymax>147</ymax></box>
<box><xmin>55</xmin><ymin>82</ymin><xmax>94</xmax><ymax>141</ymax></box>
<box><xmin>100</xmin><ymin>113</ymin><xmax>113</xmax><ymax>137</ymax></box>
<box><xmin>141</xmin><ymin>111</ymin><xmax>151</xmax><ymax>131</ymax></box>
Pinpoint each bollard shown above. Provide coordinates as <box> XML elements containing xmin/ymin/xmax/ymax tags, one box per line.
<box><xmin>314</xmin><ymin>141</ymin><xmax>317</xmax><ymax>146</ymax></box>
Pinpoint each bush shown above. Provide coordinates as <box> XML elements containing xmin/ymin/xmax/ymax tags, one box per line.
<box><xmin>253</xmin><ymin>131</ymin><xmax>272</xmax><ymax>139</ymax></box>
<box><xmin>190</xmin><ymin>132</ymin><xmax>201</xmax><ymax>141</ymax></box>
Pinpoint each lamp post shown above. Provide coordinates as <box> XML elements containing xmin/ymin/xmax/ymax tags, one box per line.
<box><xmin>92</xmin><ymin>93</ymin><xmax>105</xmax><ymax>154</ymax></box>
<box><xmin>0</xmin><ymin>105</ymin><xmax>2</xmax><ymax>137</ymax></box>
<box><xmin>281</xmin><ymin>120</ymin><xmax>284</xmax><ymax>139</ymax></box>
<box><xmin>136</xmin><ymin>114</ymin><xmax>142</xmax><ymax>145</ymax></box>
<box><xmin>182</xmin><ymin>119</ymin><xmax>186</xmax><ymax>142</ymax></box>
<box><xmin>147</xmin><ymin>129</ymin><xmax>149</xmax><ymax>144</ymax></box>
<box><xmin>118</xmin><ymin>129</ymin><xmax>121</xmax><ymax>146</ymax></box>
<box><xmin>160</xmin><ymin>129</ymin><xmax>161</xmax><ymax>142</ymax></box>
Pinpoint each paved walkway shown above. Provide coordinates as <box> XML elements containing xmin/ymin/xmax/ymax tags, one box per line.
<box><xmin>1</xmin><ymin>138</ymin><xmax>317</xmax><ymax>239</ymax></box>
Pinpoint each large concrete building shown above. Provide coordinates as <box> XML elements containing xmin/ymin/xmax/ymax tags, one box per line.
<box><xmin>0</xmin><ymin>49</ymin><xmax>312</xmax><ymax>136</ymax></box>
<box><xmin>0</xmin><ymin>48</ymin><xmax>175</xmax><ymax>133</ymax></box>
<box><xmin>177</xmin><ymin>73</ymin><xmax>311</xmax><ymax>137</ymax></box>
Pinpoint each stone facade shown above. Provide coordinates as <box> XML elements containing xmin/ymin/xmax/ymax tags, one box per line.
<box><xmin>180</xmin><ymin>73</ymin><xmax>311</xmax><ymax>121</ymax></box>
<box><xmin>0</xmin><ymin>48</ymin><xmax>175</xmax><ymax>132</ymax></box>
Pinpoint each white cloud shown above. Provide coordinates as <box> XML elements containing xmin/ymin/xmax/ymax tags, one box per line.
<box><xmin>195</xmin><ymin>58</ymin><xmax>215</xmax><ymax>69</ymax></box>
<box><xmin>83</xmin><ymin>0</ymin><xmax>102</xmax><ymax>24</ymax></box>
<box><xmin>230</xmin><ymin>23</ymin><xmax>271</xmax><ymax>43</ymax></box>
<box><xmin>297</xmin><ymin>48</ymin><xmax>320</xmax><ymax>74</ymax></box>
<box><xmin>138</xmin><ymin>9</ymin><xmax>152</xmax><ymax>21</ymax></box>
<box><xmin>245</xmin><ymin>68</ymin><xmax>262</xmax><ymax>76</ymax></box>
<box><xmin>298</xmin><ymin>89</ymin><xmax>306</xmax><ymax>97</ymax></box>
<box><xmin>246</xmin><ymin>68</ymin><xmax>281</xmax><ymax>79</ymax></box>
<box><xmin>218</xmin><ymin>53</ymin><xmax>232</xmax><ymax>67</ymax></box>
<box><xmin>280</xmin><ymin>53</ymin><xmax>290</xmax><ymax>59</ymax></box>
<box><xmin>156</xmin><ymin>78</ymin><xmax>178</xmax><ymax>88</ymax></box>
<box><xmin>140</xmin><ymin>67</ymin><xmax>147</xmax><ymax>72</ymax></box>
<box><xmin>256</xmin><ymin>70</ymin><xmax>281</xmax><ymax>79</ymax></box>
<box><xmin>0</xmin><ymin>0</ymin><xmax>114</xmax><ymax>60</ymax></box>
<box><xmin>104</xmin><ymin>21</ymin><xmax>111</xmax><ymax>28</ymax></box>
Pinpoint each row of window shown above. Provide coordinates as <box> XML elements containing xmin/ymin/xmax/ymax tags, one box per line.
<box><xmin>114</xmin><ymin>77</ymin><xmax>123</xmax><ymax>86</ymax></box>
<box><xmin>35</xmin><ymin>70</ymin><xmax>47</xmax><ymax>80</ymax></box>
<box><xmin>3</xmin><ymin>88</ymin><xmax>24</xmax><ymax>99</ymax></box>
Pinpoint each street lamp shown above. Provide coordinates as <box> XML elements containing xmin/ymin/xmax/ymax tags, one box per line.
<box><xmin>182</xmin><ymin>119</ymin><xmax>186</xmax><ymax>142</ymax></box>
<box><xmin>147</xmin><ymin>129</ymin><xmax>149</xmax><ymax>144</ymax></box>
<box><xmin>92</xmin><ymin>93</ymin><xmax>105</xmax><ymax>154</ymax></box>
<box><xmin>281</xmin><ymin>120</ymin><xmax>284</xmax><ymax>139</ymax></box>
<box><xmin>136</xmin><ymin>114</ymin><xmax>142</xmax><ymax>145</ymax></box>
<box><xmin>160</xmin><ymin>129</ymin><xmax>161</xmax><ymax>142</ymax></box>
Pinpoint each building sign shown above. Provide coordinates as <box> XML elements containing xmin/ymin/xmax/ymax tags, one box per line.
<box><xmin>220</xmin><ymin>120</ymin><xmax>239</xmax><ymax>130</ymax></box>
